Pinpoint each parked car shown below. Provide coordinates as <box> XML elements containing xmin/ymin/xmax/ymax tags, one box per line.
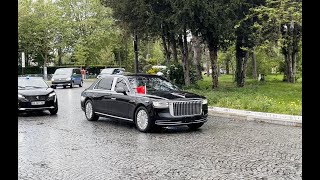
<box><xmin>51</xmin><ymin>68</ymin><xmax>83</xmax><ymax>89</ymax></box>
<box><xmin>18</xmin><ymin>77</ymin><xmax>58</xmax><ymax>115</ymax></box>
<box><xmin>80</xmin><ymin>73</ymin><xmax>208</xmax><ymax>132</ymax></box>
<box><xmin>97</xmin><ymin>68</ymin><xmax>125</xmax><ymax>79</ymax></box>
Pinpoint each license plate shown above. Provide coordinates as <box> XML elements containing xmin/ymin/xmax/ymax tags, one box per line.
<box><xmin>31</xmin><ymin>101</ymin><xmax>45</xmax><ymax>105</ymax></box>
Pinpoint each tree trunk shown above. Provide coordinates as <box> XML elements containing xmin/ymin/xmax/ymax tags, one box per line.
<box><xmin>208</xmin><ymin>44</ymin><xmax>219</xmax><ymax>89</ymax></box>
<box><xmin>286</xmin><ymin>50</ymin><xmax>294</xmax><ymax>83</ymax></box>
<box><xmin>205</xmin><ymin>48</ymin><xmax>210</xmax><ymax>77</ymax></box>
<box><xmin>170</xmin><ymin>34</ymin><xmax>178</xmax><ymax>64</ymax></box>
<box><xmin>58</xmin><ymin>47</ymin><xmax>62</xmax><ymax>66</ymax></box>
<box><xmin>44</xmin><ymin>52</ymin><xmax>48</xmax><ymax>80</ymax></box>
<box><xmin>292</xmin><ymin>51</ymin><xmax>297</xmax><ymax>82</ymax></box>
<box><xmin>225</xmin><ymin>59</ymin><xmax>230</xmax><ymax>74</ymax></box>
<box><xmin>192</xmin><ymin>35</ymin><xmax>203</xmax><ymax>80</ymax></box>
<box><xmin>235</xmin><ymin>38</ymin><xmax>249</xmax><ymax>87</ymax></box>
<box><xmin>251</xmin><ymin>49</ymin><xmax>257</xmax><ymax>80</ymax></box>
<box><xmin>178</xmin><ymin>31</ymin><xmax>190</xmax><ymax>86</ymax></box>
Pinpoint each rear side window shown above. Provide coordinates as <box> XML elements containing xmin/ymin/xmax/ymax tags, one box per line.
<box><xmin>115</xmin><ymin>78</ymin><xmax>129</xmax><ymax>92</ymax></box>
<box><xmin>95</xmin><ymin>77</ymin><xmax>114</xmax><ymax>90</ymax></box>
<box><xmin>75</xmin><ymin>69</ymin><xmax>81</xmax><ymax>74</ymax></box>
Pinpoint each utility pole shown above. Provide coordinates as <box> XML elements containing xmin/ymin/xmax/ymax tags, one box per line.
<box><xmin>134</xmin><ymin>32</ymin><xmax>139</xmax><ymax>74</ymax></box>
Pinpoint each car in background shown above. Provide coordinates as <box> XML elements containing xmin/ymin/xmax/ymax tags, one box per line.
<box><xmin>51</xmin><ymin>68</ymin><xmax>83</xmax><ymax>89</ymax></box>
<box><xmin>80</xmin><ymin>73</ymin><xmax>208</xmax><ymax>132</ymax></box>
<box><xmin>97</xmin><ymin>68</ymin><xmax>125</xmax><ymax>79</ymax></box>
<box><xmin>18</xmin><ymin>77</ymin><xmax>58</xmax><ymax>115</ymax></box>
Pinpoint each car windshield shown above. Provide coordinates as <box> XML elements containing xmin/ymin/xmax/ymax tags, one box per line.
<box><xmin>101</xmin><ymin>69</ymin><xmax>114</xmax><ymax>74</ymax></box>
<box><xmin>18</xmin><ymin>78</ymin><xmax>48</xmax><ymax>89</ymax></box>
<box><xmin>128</xmin><ymin>76</ymin><xmax>179</xmax><ymax>92</ymax></box>
<box><xmin>54</xmin><ymin>69</ymin><xmax>71</xmax><ymax>75</ymax></box>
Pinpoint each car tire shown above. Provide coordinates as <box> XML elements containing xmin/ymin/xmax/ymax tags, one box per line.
<box><xmin>49</xmin><ymin>101</ymin><xmax>58</xmax><ymax>115</ymax></box>
<box><xmin>52</xmin><ymin>85</ymin><xmax>56</xmax><ymax>89</ymax></box>
<box><xmin>79</xmin><ymin>80</ymin><xmax>83</xmax><ymax>87</ymax></box>
<box><xmin>70</xmin><ymin>81</ymin><xmax>74</xmax><ymax>88</ymax></box>
<box><xmin>63</xmin><ymin>85</ymin><xmax>66</xmax><ymax>88</ymax></box>
<box><xmin>85</xmin><ymin>100</ymin><xmax>99</xmax><ymax>121</ymax></box>
<box><xmin>134</xmin><ymin>106</ymin><xmax>154</xmax><ymax>133</ymax></box>
<box><xmin>187</xmin><ymin>122</ymin><xmax>204</xmax><ymax>130</ymax></box>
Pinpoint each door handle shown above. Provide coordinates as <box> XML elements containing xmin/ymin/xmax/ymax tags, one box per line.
<box><xmin>111</xmin><ymin>97</ymin><xmax>116</xmax><ymax>100</ymax></box>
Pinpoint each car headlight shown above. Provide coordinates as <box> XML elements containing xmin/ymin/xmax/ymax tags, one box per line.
<box><xmin>202</xmin><ymin>99</ymin><xmax>208</xmax><ymax>104</ymax></box>
<box><xmin>51</xmin><ymin>78</ymin><xmax>55</xmax><ymax>81</ymax></box>
<box><xmin>48</xmin><ymin>92</ymin><xmax>56</xmax><ymax>97</ymax></box>
<box><xmin>66</xmin><ymin>77</ymin><xmax>71</xmax><ymax>81</ymax></box>
<box><xmin>152</xmin><ymin>101</ymin><xmax>169</xmax><ymax>108</ymax></box>
<box><xmin>18</xmin><ymin>94</ymin><xmax>25</xmax><ymax>99</ymax></box>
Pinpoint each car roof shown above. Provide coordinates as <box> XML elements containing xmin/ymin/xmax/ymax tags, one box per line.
<box><xmin>18</xmin><ymin>76</ymin><xmax>43</xmax><ymax>79</ymax></box>
<box><xmin>102</xmin><ymin>73</ymin><xmax>161</xmax><ymax>78</ymax></box>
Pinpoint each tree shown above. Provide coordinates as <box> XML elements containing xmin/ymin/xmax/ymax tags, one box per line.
<box><xmin>185</xmin><ymin>0</ymin><xmax>238</xmax><ymax>89</ymax></box>
<box><xmin>248</xmin><ymin>0</ymin><xmax>302</xmax><ymax>83</ymax></box>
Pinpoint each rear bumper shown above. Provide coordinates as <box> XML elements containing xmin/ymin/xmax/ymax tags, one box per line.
<box><xmin>52</xmin><ymin>81</ymin><xmax>72</xmax><ymax>86</ymax></box>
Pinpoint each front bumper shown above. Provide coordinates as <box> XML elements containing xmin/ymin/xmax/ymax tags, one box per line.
<box><xmin>18</xmin><ymin>99</ymin><xmax>56</xmax><ymax>111</ymax></box>
<box><xmin>152</xmin><ymin>104</ymin><xmax>208</xmax><ymax>126</ymax></box>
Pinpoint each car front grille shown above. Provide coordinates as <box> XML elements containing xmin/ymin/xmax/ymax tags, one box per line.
<box><xmin>25</xmin><ymin>95</ymin><xmax>48</xmax><ymax>101</ymax></box>
<box><xmin>169</xmin><ymin>100</ymin><xmax>202</xmax><ymax>117</ymax></box>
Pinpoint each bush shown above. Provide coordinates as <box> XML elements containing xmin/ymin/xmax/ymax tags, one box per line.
<box><xmin>168</xmin><ymin>64</ymin><xmax>197</xmax><ymax>86</ymax></box>
<box><xmin>143</xmin><ymin>64</ymin><xmax>153</xmax><ymax>73</ymax></box>
<box><xmin>147</xmin><ymin>67</ymin><xmax>160</xmax><ymax>75</ymax></box>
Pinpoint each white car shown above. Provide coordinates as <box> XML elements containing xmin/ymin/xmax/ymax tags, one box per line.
<box><xmin>97</xmin><ymin>68</ymin><xmax>125</xmax><ymax>79</ymax></box>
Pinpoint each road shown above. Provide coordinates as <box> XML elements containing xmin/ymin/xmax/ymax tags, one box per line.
<box><xmin>18</xmin><ymin>82</ymin><xmax>302</xmax><ymax>180</ymax></box>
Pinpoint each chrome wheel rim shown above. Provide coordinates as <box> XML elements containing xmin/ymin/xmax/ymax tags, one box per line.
<box><xmin>137</xmin><ymin>109</ymin><xmax>148</xmax><ymax>130</ymax></box>
<box><xmin>85</xmin><ymin>102</ymin><xmax>93</xmax><ymax>119</ymax></box>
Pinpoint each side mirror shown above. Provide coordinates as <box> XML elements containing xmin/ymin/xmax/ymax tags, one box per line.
<box><xmin>116</xmin><ymin>87</ymin><xmax>127</xmax><ymax>95</ymax></box>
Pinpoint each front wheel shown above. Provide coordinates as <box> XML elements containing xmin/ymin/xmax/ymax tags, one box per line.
<box><xmin>187</xmin><ymin>122</ymin><xmax>204</xmax><ymax>130</ymax></box>
<box><xmin>85</xmin><ymin>100</ymin><xmax>99</xmax><ymax>121</ymax></box>
<box><xmin>135</xmin><ymin>106</ymin><xmax>154</xmax><ymax>133</ymax></box>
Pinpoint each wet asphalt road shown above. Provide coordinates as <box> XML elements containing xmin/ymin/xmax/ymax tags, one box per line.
<box><xmin>18</xmin><ymin>81</ymin><xmax>302</xmax><ymax>180</ymax></box>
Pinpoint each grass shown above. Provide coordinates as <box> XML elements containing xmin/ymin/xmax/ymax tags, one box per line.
<box><xmin>184</xmin><ymin>74</ymin><xmax>302</xmax><ymax>115</ymax></box>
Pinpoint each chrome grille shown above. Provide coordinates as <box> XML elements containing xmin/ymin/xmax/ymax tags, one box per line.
<box><xmin>169</xmin><ymin>100</ymin><xmax>202</xmax><ymax>117</ymax></box>
<box><xmin>25</xmin><ymin>95</ymin><xmax>48</xmax><ymax>101</ymax></box>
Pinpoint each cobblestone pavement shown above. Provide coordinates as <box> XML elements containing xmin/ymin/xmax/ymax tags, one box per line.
<box><xmin>18</xmin><ymin>83</ymin><xmax>302</xmax><ymax>180</ymax></box>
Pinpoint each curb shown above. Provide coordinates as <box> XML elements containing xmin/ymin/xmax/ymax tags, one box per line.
<box><xmin>208</xmin><ymin>106</ymin><xmax>302</xmax><ymax>127</ymax></box>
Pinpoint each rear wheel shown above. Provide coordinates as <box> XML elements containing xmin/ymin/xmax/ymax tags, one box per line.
<box><xmin>85</xmin><ymin>100</ymin><xmax>99</xmax><ymax>121</ymax></box>
<box><xmin>187</xmin><ymin>123</ymin><xmax>204</xmax><ymax>130</ymax></box>
<box><xmin>135</xmin><ymin>106</ymin><xmax>154</xmax><ymax>132</ymax></box>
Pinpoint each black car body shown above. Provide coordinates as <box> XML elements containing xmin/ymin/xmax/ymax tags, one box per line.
<box><xmin>97</xmin><ymin>68</ymin><xmax>125</xmax><ymax>79</ymax></box>
<box><xmin>80</xmin><ymin>74</ymin><xmax>208</xmax><ymax>132</ymax></box>
<box><xmin>18</xmin><ymin>77</ymin><xmax>58</xmax><ymax>114</ymax></box>
<box><xmin>51</xmin><ymin>68</ymin><xmax>83</xmax><ymax>88</ymax></box>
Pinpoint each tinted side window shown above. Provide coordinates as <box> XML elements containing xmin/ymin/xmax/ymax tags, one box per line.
<box><xmin>95</xmin><ymin>77</ymin><xmax>114</xmax><ymax>90</ymax></box>
<box><xmin>115</xmin><ymin>78</ymin><xmax>129</xmax><ymax>92</ymax></box>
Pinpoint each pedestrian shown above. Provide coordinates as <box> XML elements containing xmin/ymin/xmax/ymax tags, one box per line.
<box><xmin>81</xmin><ymin>68</ymin><xmax>85</xmax><ymax>80</ymax></box>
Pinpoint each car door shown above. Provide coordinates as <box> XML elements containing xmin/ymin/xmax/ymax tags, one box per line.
<box><xmin>111</xmin><ymin>77</ymin><xmax>136</xmax><ymax>119</ymax></box>
<box><xmin>72</xmin><ymin>69</ymin><xmax>81</xmax><ymax>84</ymax></box>
<box><xmin>91</xmin><ymin>77</ymin><xmax>115</xmax><ymax>114</ymax></box>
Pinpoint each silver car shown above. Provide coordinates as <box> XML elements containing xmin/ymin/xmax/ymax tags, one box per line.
<box><xmin>97</xmin><ymin>68</ymin><xmax>125</xmax><ymax>79</ymax></box>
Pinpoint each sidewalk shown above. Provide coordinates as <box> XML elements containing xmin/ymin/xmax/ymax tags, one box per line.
<box><xmin>208</xmin><ymin>106</ymin><xmax>302</xmax><ymax>127</ymax></box>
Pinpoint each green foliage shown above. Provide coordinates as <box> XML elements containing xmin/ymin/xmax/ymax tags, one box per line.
<box><xmin>147</xmin><ymin>67</ymin><xmax>160</xmax><ymax>75</ymax></box>
<box><xmin>169</xmin><ymin>64</ymin><xmax>197</xmax><ymax>86</ymax></box>
<box><xmin>186</xmin><ymin>74</ymin><xmax>302</xmax><ymax>115</ymax></box>
<box><xmin>143</xmin><ymin>64</ymin><xmax>153</xmax><ymax>73</ymax></box>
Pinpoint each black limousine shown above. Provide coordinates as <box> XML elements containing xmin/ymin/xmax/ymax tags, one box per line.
<box><xmin>80</xmin><ymin>74</ymin><xmax>208</xmax><ymax>132</ymax></box>
<box><xmin>18</xmin><ymin>77</ymin><xmax>58</xmax><ymax>115</ymax></box>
